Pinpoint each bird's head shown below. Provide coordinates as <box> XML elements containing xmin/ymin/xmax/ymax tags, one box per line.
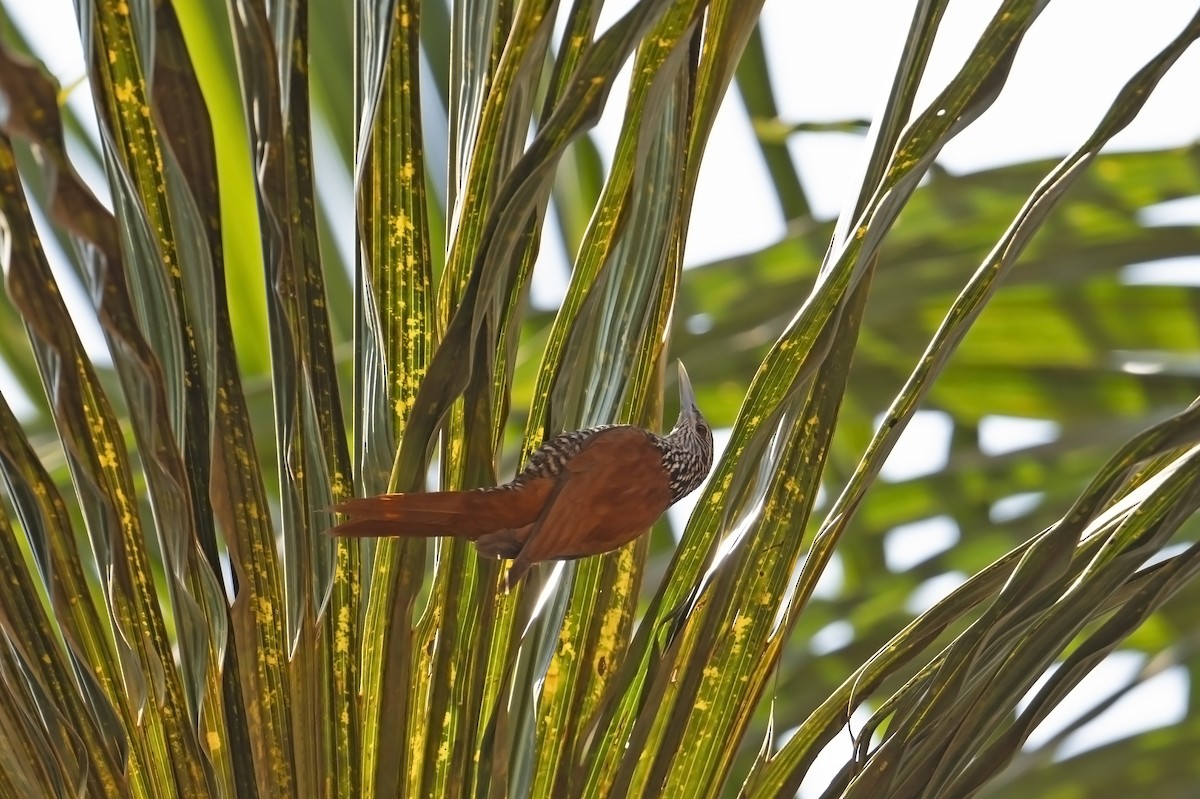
<box><xmin>665</xmin><ymin>361</ymin><xmax>714</xmax><ymax>498</ymax></box>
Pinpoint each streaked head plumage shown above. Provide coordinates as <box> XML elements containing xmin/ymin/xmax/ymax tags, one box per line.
<box><xmin>663</xmin><ymin>361</ymin><xmax>714</xmax><ymax>502</ymax></box>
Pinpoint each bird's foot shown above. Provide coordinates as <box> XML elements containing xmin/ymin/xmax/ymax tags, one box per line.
<box><xmin>475</xmin><ymin>530</ymin><xmax>522</xmax><ymax>559</ymax></box>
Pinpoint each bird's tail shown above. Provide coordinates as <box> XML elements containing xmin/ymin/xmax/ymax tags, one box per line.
<box><xmin>326</xmin><ymin>490</ymin><xmax>527</xmax><ymax>539</ymax></box>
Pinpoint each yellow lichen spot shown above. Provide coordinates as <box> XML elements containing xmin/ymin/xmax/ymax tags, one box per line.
<box><xmin>330</xmin><ymin>474</ymin><xmax>349</xmax><ymax>500</ymax></box>
<box><xmin>98</xmin><ymin>444</ymin><xmax>118</xmax><ymax>469</ymax></box>
<box><xmin>408</xmin><ymin>751</ymin><xmax>423</xmax><ymax>783</ymax></box>
<box><xmin>116</xmin><ymin>0</ymin><xmax>129</xmax><ymax>14</ymax></box>
<box><xmin>694</xmin><ymin>699</ymin><xmax>710</xmax><ymax>712</ymax></box>
<box><xmin>335</xmin><ymin>606</ymin><xmax>351</xmax><ymax>653</ymax></box>
<box><xmin>400</xmin><ymin>12</ymin><xmax>410</xmax><ymax>27</ymax></box>
<box><xmin>390</xmin><ymin>211</ymin><xmax>413</xmax><ymax>241</ymax></box>
<box><xmin>702</xmin><ymin>666</ymin><xmax>719</xmax><ymax>680</ymax></box>
<box><xmin>401</xmin><ymin>161</ymin><xmax>415</xmax><ymax>180</ymax></box>
<box><xmin>437</xmin><ymin>741</ymin><xmax>449</xmax><ymax>763</ymax></box>
<box><xmin>542</xmin><ymin>658</ymin><xmax>560</xmax><ymax>701</ymax></box>
<box><xmin>258</xmin><ymin>596</ymin><xmax>274</xmax><ymax>620</ymax></box>
<box><xmin>598</xmin><ymin>606</ymin><xmax>623</xmax><ymax>656</ymax></box>
<box><xmin>107</xmin><ymin>50</ymin><xmax>117</xmax><ymax>64</ymax></box>
<box><xmin>732</xmin><ymin>615</ymin><xmax>752</xmax><ymax>643</ymax></box>
<box><xmin>114</xmin><ymin>78</ymin><xmax>137</xmax><ymax>105</ymax></box>
<box><xmin>207</xmin><ymin>731</ymin><xmax>221</xmax><ymax>752</ymax></box>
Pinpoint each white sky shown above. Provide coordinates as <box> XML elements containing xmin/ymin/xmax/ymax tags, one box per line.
<box><xmin>694</xmin><ymin>0</ymin><xmax>1200</xmax><ymax>260</ymax></box>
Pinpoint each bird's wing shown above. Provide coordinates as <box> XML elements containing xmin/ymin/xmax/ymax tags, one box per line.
<box><xmin>511</xmin><ymin>426</ymin><xmax>670</xmax><ymax>572</ymax></box>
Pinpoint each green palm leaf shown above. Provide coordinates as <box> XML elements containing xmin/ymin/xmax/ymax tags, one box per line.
<box><xmin>0</xmin><ymin>1</ymin><xmax>1198</xmax><ymax>797</ymax></box>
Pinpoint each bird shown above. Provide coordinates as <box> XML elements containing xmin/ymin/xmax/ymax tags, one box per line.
<box><xmin>327</xmin><ymin>361</ymin><xmax>714</xmax><ymax>587</ymax></box>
